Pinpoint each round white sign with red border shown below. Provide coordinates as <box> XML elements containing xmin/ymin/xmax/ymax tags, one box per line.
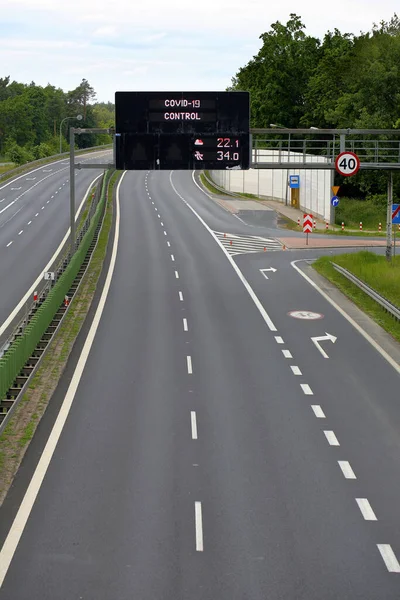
<box><xmin>335</xmin><ymin>151</ymin><xmax>360</xmax><ymax>177</ymax></box>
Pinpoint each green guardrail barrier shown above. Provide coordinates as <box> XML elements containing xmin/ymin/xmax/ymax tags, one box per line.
<box><xmin>0</xmin><ymin>169</ymin><xmax>113</xmax><ymax>400</ymax></box>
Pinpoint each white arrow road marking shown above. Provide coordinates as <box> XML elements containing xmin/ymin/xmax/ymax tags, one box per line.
<box><xmin>260</xmin><ymin>267</ymin><xmax>277</xmax><ymax>280</ymax></box>
<box><xmin>10</xmin><ymin>187</ymin><xmax>22</xmax><ymax>190</ymax></box>
<box><xmin>311</xmin><ymin>333</ymin><xmax>337</xmax><ymax>358</ymax></box>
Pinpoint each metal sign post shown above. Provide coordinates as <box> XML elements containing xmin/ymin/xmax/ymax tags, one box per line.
<box><xmin>386</xmin><ymin>172</ymin><xmax>393</xmax><ymax>261</ymax></box>
<box><xmin>68</xmin><ymin>127</ymin><xmax>114</xmax><ymax>257</ymax></box>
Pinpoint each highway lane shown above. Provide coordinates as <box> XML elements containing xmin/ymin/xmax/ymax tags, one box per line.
<box><xmin>0</xmin><ymin>170</ymin><xmax>400</xmax><ymax>598</ymax></box>
<box><xmin>0</xmin><ymin>151</ymin><xmax>112</xmax><ymax>334</ymax></box>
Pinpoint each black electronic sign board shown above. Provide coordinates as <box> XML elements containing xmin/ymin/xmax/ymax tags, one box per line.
<box><xmin>115</xmin><ymin>91</ymin><xmax>250</xmax><ymax>170</ymax></box>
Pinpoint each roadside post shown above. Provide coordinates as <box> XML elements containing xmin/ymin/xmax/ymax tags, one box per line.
<box><xmin>303</xmin><ymin>214</ymin><xmax>313</xmax><ymax>246</ymax></box>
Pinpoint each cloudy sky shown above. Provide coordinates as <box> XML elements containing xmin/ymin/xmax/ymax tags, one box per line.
<box><xmin>0</xmin><ymin>0</ymin><xmax>398</xmax><ymax>102</ymax></box>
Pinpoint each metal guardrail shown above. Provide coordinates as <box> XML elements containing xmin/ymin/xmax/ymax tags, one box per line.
<box><xmin>332</xmin><ymin>263</ymin><xmax>400</xmax><ymax>322</ymax></box>
<box><xmin>202</xmin><ymin>171</ymin><xmax>242</xmax><ymax>198</ymax></box>
<box><xmin>0</xmin><ymin>144</ymin><xmax>112</xmax><ymax>182</ymax></box>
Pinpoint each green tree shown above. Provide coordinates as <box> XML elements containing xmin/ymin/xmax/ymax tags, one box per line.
<box><xmin>230</xmin><ymin>14</ymin><xmax>320</xmax><ymax>127</ymax></box>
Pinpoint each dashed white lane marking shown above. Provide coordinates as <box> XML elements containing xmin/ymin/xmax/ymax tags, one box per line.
<box><xmin>311</xmin><ymin>405</ymin><xmax>326</xmax><ymax>418</ymax></box>
<box><xmin>183</xmin><ymin>318</ymin><xmax>188</xmax><ymax>331</ymax></box>
<box><xmin>324</xmin><ymin>430</ymin><xmax>340</xmax><ymax>446</ymax></box>
<box><xmin>51</xmin><ymin>195</ymin><xmax>54</xmax><ymax>199</ymax></box>
<box><xmin>275</xmin><ymin>336</ymin><xmax>284</xmax><ymax>344</ymax></box>
<box><xmin>154</xmin><ymin>207</ymin><xmax>157</xmax><ymax>211</ymax></box>
<box><xmin>195</xmin><ymin>502</ymin><xmax>203</xmax><ymax>551</ymax></box>
<box><xmin>27</xmin><ymin>221</ymin><xmax>32</xmax><ymax>225</ymax></box>
<box><xmin>54</xmin><ymin>191</ymin><xmax>58</xmax><ymax>194</ymax></box>
<box><xmin>338</xmin><ymin>461</ymin><xmax>356</xmax><ymax>479</ymax></box>
<box><xmin>41</xmin><ymin>206</ymin><xmax>45</xmax><ymax>210</ymax></box>
<box><xmin>187</xmin><ymin>356</ymin><xmax>193</xmax><ymax>374</ymax></box>
<box><xmin>157</xmin><ymin>214</ymin><xmax>161</xmax><ymax>218</ymax></box>
<box><xmin>164</xmin><ymin>231</ymin><xmax>167</xmax><ymax>236</ymax></box>
<box><xmin>301</xmin><ymin>383</ymin><xmax>313</xmax><ymax>395</ymax></box>
<box><xmin>191</xmin><ymin>411</ymin><xmax>198</xmax><ymax>439</ymax></box>
<box><xmin>161</xmin><ymin>222</ymin><xmax>164</xmax><ymax>226</ymax></box>
<box><xmin>175</xmin><ymin>270</ymin><xmax>179</xmax><ymax>279</ymax></box>
<box><xmin>46</xmin><ymin>200</ymin><xmax>50</xmax><ymax>204</ymax></box>
<box><xmin>152</xmin><ymin>202</ymin><xmax>154</xmax><ymax>205</ymax></box>
<box><xmin>179</xmin><ymin>291</ymin><xmax>184</xmax><ymax>301</ymax></box>
<box><xmin>356</xmin><ymin>498</ymin><xmax>377</xmax><ymax>520</ymax></box>
<box><xmin>6</xmin><ymin>241</ymin><xmax>13</xmax><ymax>247</ymax></box>
<box><xmin>0</xmin><ymin>199</ymin><xmax>4</xmax><ymax>203</ymax></box>
<box><xmin>18</xmin><ymin>230</ymin><xmax>23</xmax><ymax>235</ymax></box>
<box><xmin>167</xmin><ymin>241</ymin><xmax>171</xmax><ymax>247</ymax></box>
<box><xmin>171</xmin><ymin>255</ymin><xmax>175</xmax><ymax>262</ymax></box>
<box><xmin>377</xmin><ymin>544</ymin><xmax>400</xmax><ymax>573</ymax></box>
<box><xmin>282</xmin><ymin>349</ymin><xmax>292</xmax><ymax>359</ymax></box>
<box><xmin>290</xmin><ymin>366</ymin><xmax>302</xmax><ymax>375</ymax></box>
<box><xmin>35</xmin><ymin>213</ymin><xmax>39</xmax><ymax>217</ymax></box>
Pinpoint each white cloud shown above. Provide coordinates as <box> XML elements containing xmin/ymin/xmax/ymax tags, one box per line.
<box><xmin>0</xmin><ymin>0</ymin><xmax>398</xmax><ymax>101</ymax></box>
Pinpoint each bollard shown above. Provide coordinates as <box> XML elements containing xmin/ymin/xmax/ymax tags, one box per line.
<box><xmin>313</xmin><ymin>219</ymin><xmax>316</xmax><ymax>230</ymax></box>
<box><xmin>359</xmin><ymin>222</ymin><xmax>363</xmax><ymax>231</ymax></box>
<box><xmin>33</xmin><ymin>291</ymin><xmax>38</xmax><ymax>303</ymax></box>
<box><xmin>325</xmin><ymin>222</ymin><xmax>329</xmax><ymax>231</ymax></box>
<box><xmin>379</xmin><ymin>222</ymin><xmax>382</xmax><ymax>232</ymax></box>
<box><xmin>297</xmin><ymin>218</ymin><xmax>300</xmax><ymax>227</ymax></box>
<box><xmin>341</xmin><ymin>222</ymin><xmax>345</xmax><ymax>231</ymax></box>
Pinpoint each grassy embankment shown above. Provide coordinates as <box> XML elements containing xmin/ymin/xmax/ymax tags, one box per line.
<box><xmin>313</xmin><ymin>251</ymin><xmax>400</xmax><ymax>344</ymax></box>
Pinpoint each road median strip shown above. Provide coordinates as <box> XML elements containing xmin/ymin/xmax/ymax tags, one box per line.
<box><xmin>0</xmin><ymin>170</ymin><xmax>119</xmax><ymax>506</ymax></box>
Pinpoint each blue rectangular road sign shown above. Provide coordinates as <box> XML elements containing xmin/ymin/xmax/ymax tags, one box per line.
<box><xmin>392</xmin><ymin>204</ymin><xmax>400</xmax><ymax>224</ymax></box>
<box><xmin>289</xmin><ymin>175</ymin><xmax>300</xmax><ymax>189</ymax></box>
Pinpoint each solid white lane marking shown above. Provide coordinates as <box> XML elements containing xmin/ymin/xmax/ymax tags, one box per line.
<box><xmin>179</xmin><ymin>291</ymin><xmax>184</xmax><ymax>301</ymax></box>
<box><xmin>291</xmin><ymin>260</ymin><xmax>400</xmax><ymax>375</ymax></box>
<box><xmin>301</xmin><ymin>383</ymin><xmax>313</xmax><ymax>395</ymax></box>
<box><xmin>324</xmin><ymin>430</ymin><xmax>340</xmax><ymax>445</ymax></box>
<box><xmin>290</xmin><ymin>366</ymin><xmax>302</xmax><ymax>375</ymax></box>
<box><xmin>18</xmin><ymin>230</ymin><xmax>23</xmax><ymax>235</ymax></box>
<box><xmin>191</xmin><ymin>411</ymin><xmax>198</xmax><ymax>439</ymax></box>
<box><xmin>311</xmin><ymin>405</ymin><xmax>326</xmax><ymax>418</ymax></box>
<box><xmin>356</xmin><ymin>498</ymin><xmax>377</xmax><ymax>521</ymax></box>
<box><xmin>195</xmin><ymin>502</ymin><xmax>203</xmax><ymax>551</ymax></box>
<box><xmin>0</xmin><ymin>175</ymin><xmax>102</xmax><ymax>338</ymax></box>
<box><xmin>338</xmin><ymin>461</ymin><xmax>356</xmax><ymax>479</ymax></box>
<box><xmin>275</xmin><ymin>336</ymin><xmax>284</xmax><ymax>344</ymax></box>
<box><xmin>6</xmin><ymin>241</ymin><xmax>13</xmax><ymax>247</ymax></box>
<box><xmin>377</xmin><ymin>545</ymin><xmax>400</xmax><ymax>573</ymax></box>
<box><xmin>282</xmin><ymin>349</ymin><xmax>292</xmax><ymax>359</ymax></box>
<box><xmin>187</xmin><ymin>356</ymin><xmax>193</xmax><ymax>374</ymax></box>
<box><xmin>175</xmin><ymin>270</ymin><xmax>179</xmax><ymax>279</ymax></box>
<box><xmin>172</xmin><ymin>172</ymin><xmax>278</xmax><ymax>332</ymax></box>
<box><xmin>171</xmin><ymin>255</ymin><xmax>175</xmax><ymax>261</ymax></box>
<box><xmin>183</xmin><ymin>318</ymin><xmax>188</xmax><ymax>331</ymax></box>
<box><xmin>27</xmin><ymin>221</ymin><xmax>32</xmax><ymax>225</ymax></box>
<box><xmin>167</xmin><ymin>241</ymin><xmax>171</xmax><ymax>247</ymax></box>
<box><xmin>0</xmin><ymin>172</ymin><xmax>124</xmax><ymax>588</ymax></box>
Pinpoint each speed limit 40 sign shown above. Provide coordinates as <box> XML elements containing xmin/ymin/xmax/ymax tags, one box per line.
<box><xmin>335</xmin><ymin>151</ymin><xmax>360</xmax><ymax>177</ymax></box>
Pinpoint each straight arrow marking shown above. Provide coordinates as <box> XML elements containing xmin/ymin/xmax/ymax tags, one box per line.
<box><xmin>311</xmin><ymin>332</ymin><xmax>337</xmax><ymax>358</ymax></box>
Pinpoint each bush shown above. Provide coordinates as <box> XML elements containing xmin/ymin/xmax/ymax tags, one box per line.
<box><xmin>5</xmin><ymin>142</ymin><xmax>34</xmax><ymax>165</ymax></box>
<box><xmin>32</xmin><ymin>143</ymin><xmax>53</xmax><ymax>160</ymax></box>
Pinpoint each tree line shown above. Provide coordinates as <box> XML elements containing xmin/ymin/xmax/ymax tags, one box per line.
<box><xmin>229</xmin><ymin>13</ymin><xmax>400</xmax><ymax>198</ymax></box>
<box><xmin>0</xmin><ymin>77</ymin><xmax>114</xmax><ymax>165</ymax></box>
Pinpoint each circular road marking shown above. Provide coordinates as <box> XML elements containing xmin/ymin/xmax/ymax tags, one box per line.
<box><xmin>288</xmin><ymin>310</ymin><xmax>324</xmax><ymax>320</ymax></box>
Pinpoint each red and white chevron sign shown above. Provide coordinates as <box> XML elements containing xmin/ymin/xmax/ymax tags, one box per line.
<box><xmin>303</xmin><ymin>214</ymin><xmax>313</xmax><ymax>233</ymax></box>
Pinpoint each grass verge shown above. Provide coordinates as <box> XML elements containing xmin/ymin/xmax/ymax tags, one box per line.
<box><xmin>313</xmin><ymin>252</ymin><xmax>400</xmax><ymax>344</ymax></box>
<box><xmin>0</xmin><ymin>170</ymin><xmax>120</xmax><ymax>506</ymax></box>
<box><xmin>200</xmin><ymin>172</ymin><xmax>226</xmax><ymax>196</ymax></box>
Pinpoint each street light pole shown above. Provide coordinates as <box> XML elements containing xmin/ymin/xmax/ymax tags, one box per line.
<box><xmin>59</xmin><ymin>115</ymin><xmax>82</xmax><ymax>154</ymax></box>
